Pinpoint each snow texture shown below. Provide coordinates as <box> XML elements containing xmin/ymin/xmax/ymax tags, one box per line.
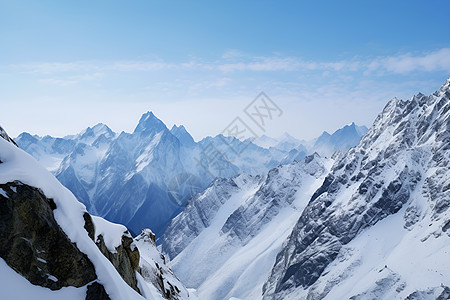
<box><xmin>263</xmin><ymin>77</ymin><xmax>450</xmax><ymax>300</ymax></box>
<box><xmin>15</xmin><ymin>115</ymin><xmax>365</xmax><ymax>236</ymax></box>
<box><xmin>0</xmin><ymin>131</ymin><xmax>190</xmax><ymax>300</ymax></box>
<box><xmin>162</xmin><ymin>154</ymin><xmax>331</xmax><ymax>300</ymax></box>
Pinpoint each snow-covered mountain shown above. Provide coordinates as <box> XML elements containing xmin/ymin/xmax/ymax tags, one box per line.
<box><xmin>312</xmin><ymin>122</ymin><xmax>368</xmax><ymax>157</ymax></box>
<box><xmin>15</xmin><ymin>113</ymin><xmax>290</xmax><ymax>236</ymax></box>
<box><xmin>254</xmin><ymin>124</ymin><xmax>367</xmax><ymax>159</ymax></box>
<box><xmin>6</xmin><ymin>74</ymin><xmax>449</xmax><ymax>300</ymax></box>
<box><xmin>159</xmin><ymin>78</ymin><xmax>450</xmax><ymax>300</ymax></box>
<box><xmin>16</xmin><ymin>108</ymin><xmax>366</xmax><ymax>237</ymax></box>
<box><xmin>161</xmin><ymin>154</ymin><xmax>332</xmax><ymax>300</ymax></box>
<box><xmin>262</xmin><ymin>78</ymin><xmax>450</xmax><ymax>299</ymax></box>
<box><xmin>0</xmin><ymin>125</ymin><xmax>194</xmax><ymax>300</ymax></box>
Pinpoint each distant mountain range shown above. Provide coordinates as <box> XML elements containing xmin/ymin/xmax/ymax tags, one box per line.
<box><xmin>15</xmin><ymin>113</ymin><xmax>366</xmax><ymax>236</ymax></box>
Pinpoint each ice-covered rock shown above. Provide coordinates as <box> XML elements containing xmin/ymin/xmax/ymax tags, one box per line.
<box><xmin>262</xmin><ymin>77</ymin><xmax>450</xmax><ymax>300</ymax></box>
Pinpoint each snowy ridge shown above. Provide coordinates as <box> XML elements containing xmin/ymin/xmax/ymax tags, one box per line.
<box><xmin>162</xmin><ymin>154</ymin><xmax>331</xmax><ymax>300</ymax></box>
<box><xmin>253</xmin><ymin>125</ymin><xmax>367</xmax><ymax>159</ymax></box>
<box><xmin>262</xmin><ymin>77</ymin><xmax>450</xmax><ymax>299</ymax></box>
<box><xmin>0</xmin><ymin>128</ymin><xmax>194</xmax><ymax>300</ymax></box>
<box><xmin>0</xmin><ymin>132</ymin><xmax>146</xmax><ymax>299</ymax></box>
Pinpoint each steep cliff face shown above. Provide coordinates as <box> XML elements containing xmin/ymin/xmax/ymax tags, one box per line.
<box><xmin>262</xmin><ymin>78</ymin><xmax>450</xmax><ymax>299</ymax></box>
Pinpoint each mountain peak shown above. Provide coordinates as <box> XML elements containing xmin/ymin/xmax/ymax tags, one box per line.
<box><xmin>133</xmin><ymin>111</ymin><xmax>168</xmax><ymax>134</ymax></box>
<box><xmin>278</xmin><ymin>132</ymin><xmax>296</xmax><ymax>141</ymax></box>
<box><xmin>170</xmin><ymin>124</ymin><xmax>195</xmax><ymax>147</ymax></box>
<box><xmin>438</xmin><ymin>75</ymin><xmax>450</xmax><ymax>93</ymax></box>
<box><xmin>79</xmin><ymin>123</ymin><xmax>115</xmax><ymax>142</ymax></box>
<box><xmin>318</xmin><ymin>131</ymin><xmax>331</xmax><ymax>138</ymax></box>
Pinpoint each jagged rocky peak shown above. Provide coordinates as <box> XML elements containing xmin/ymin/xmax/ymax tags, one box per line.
<box><xmin>313</xmin><ymin>122</ymin><xmax>368</xmax><ymax>156</ymax></box>
<box><xmin>436</xmin><ymin>75</ymin><xmax>450</xmax><ymax>95</ymax></box>
<box><xmin>133</xmin><ymin>111</ymin><xmax>168</xmax><ymax>134</ymax></box>
<box><xmin>262</xmin><ymin>78</ymin><xmax>450</xmax><ymax>299</ymax></box>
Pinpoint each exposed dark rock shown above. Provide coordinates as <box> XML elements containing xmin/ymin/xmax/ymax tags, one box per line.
<box><xmin>0</xmin><ymin>181</ymin><xmax>97</xmax><ymax>290</ymax></box>
<box><xmin>83</xmin><ymin>212</ymin><xmax>96</xmax><ymax>241</ymax></box>
<box><xmin>0</xmin><ymin>125</ymin><xmax>18</xmax><ymax>147</ymax></box>
<box><xmin>86</xmin><ymin>282</ymin><xmax>111</xmax><ymax>300</ymax></box>
<box><xmin>82</xmin><ymin>212</ymin><xmax>141</xmax><ymax>293</ymax></box>
<box><xmin>91</xmin><ymin>230</ymin><xmax>141</xmax><ymax>294</ymax></box>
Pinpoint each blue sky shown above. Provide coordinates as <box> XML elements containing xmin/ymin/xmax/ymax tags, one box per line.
<box><xmin>1</xmin><ymin>0</ymin><xmax>450</xmax><ymax>140</ymax></box>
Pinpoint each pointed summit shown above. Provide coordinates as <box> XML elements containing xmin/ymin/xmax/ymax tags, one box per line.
<box><xmin>80</xmin><ymin>123</ymin><xmax>115</xmax><ymax>141</ymax></box>
<box><xmin>314</xmin><ymin>122</ymin><xmax>368</xmax><ymax>156</ymax></box>
<box><xmin>437</xmin><ymin>75</ymin><xmax>450</xmax><ymax>94</ymax></box>
<box><xmin>133</xmin><ymin>111</ymin><xmax>168</xmax><ymax>135</ymax></box>
<box><xmin>278</xmin><ymin>132</ymin><xmax>296</xmax><ymax>141</ymax></box>
<box><xmin>170</xmin><ymin>124</ymin><xmax>195</xmax><ymax>147</ymax></box>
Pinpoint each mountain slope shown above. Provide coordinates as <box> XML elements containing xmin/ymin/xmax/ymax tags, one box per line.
<box><xmin>161</xmin><ymin>154</ymin><xmax>331</xmax><ymax>300</ymax></box>
<box><xmin>262</xmin><ymin>78</ymin><xmax>450</xmax><ymax>299</ymax></box>
<box><xmin>0</xmin><ymin>125</ymin><xmax>193</xmax><ymax>300</ymax></box>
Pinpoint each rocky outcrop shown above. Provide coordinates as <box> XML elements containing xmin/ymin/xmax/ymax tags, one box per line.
<box><xmin>86</xmin><ymin>282</ymin><xmax>111</xmax><ymax>300</ymax></box>
<box><xmin>0</xmin><ymin>179</ymin><xmax>142</xmax><ymax>299</ymax></box>
<box><xmin>0</xmin><ymin>181</ymin><xmax>98</xmax><ymax>290</ymax></box>
<box><xmin>136</xmin><ymin>229</ymin><xmax>192</xmax><ymax>300</ymax></box>
<box><xmin>83</xmin><ymin>212</ymin><xmax>141</xmax><ymax>294</ymax></box>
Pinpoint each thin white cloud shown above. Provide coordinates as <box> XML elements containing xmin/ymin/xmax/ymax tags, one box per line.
<box><xmin>38</xmin><ymin>72</ymin><xmax>104</xmax><ymax>86</ymax></box>
<box><xmin>218</xmin><ymin>56</ymin><xmax>302</xmax><ymax>72</ymax></box>
<box><xmin>109</xmin><ymin>61</ymin><xmax>173</xmax><ymax>72</ymax></box>
<box><xmin>11</xmin><ymin>62</ymin><xmax>96</xmax><ymax>74</ymax></box>
<box><xmin>38</xmin><ymin>78</ymin><xmax>78</xmax><ymax>86</ymax></box>
<box><xmin>369</xmin><ymin>48</ymin><xmax>450</xmax><ymax>74</ymax></box>
<box><xmin>9</xmin><ymin>48</ymin><xmax>450</xmax><ymax>78</ymax></box>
